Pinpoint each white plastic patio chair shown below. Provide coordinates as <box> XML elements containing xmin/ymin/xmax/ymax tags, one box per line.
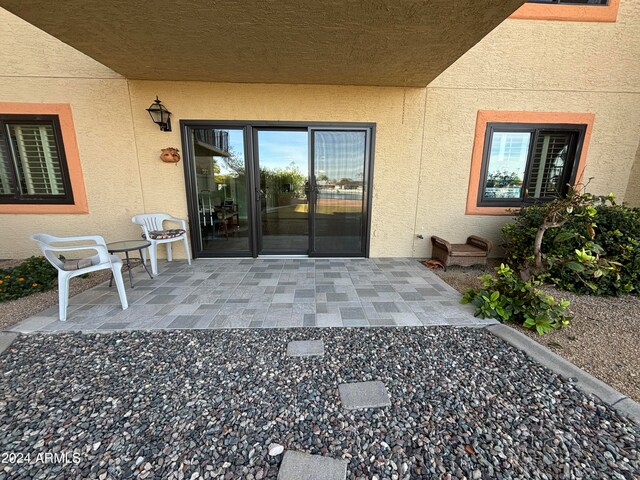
<box><xmin>31</xmin><ymin>233</ymin><xmax>129</xmax><ymax>321</ymax></box>
<box><xmin>132</xmin><ymin>213</ymin><xmax>192</xmax><ymax>275</ymax></box>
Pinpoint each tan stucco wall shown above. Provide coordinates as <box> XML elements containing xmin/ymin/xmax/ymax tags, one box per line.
<box><xmin>625</xmin><ymin>142</ymin><xmax>640</xmax><ymax>207</ymax></box>
<box><xmin>0</xmin><ymin>8</ymin><xmax>144</xmax><ymax>259</ymax></box>
<box><xmin>2</xmin><ymin>1</ymin><xmax>640</xmax><ymax>260</ymax></box>
<box><xmin>413</xmin><ymin>0</ymin><xmax>640</xmax><ymax>257</ymax></box>
<box><xmin>126</xmin><ymin>81</ymin><xmax>426</xmax><ymax>258</ymax></box>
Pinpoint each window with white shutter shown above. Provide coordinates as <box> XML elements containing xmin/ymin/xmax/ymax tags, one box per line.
<box><xmin>0</xmin><ymin>115</ymin><xmax>73</xmax><ymax>204</ymax></box>
<box><xmin>478</xmin><ymin>123</ymin><xmax>586</xmax><ymax>207</ymax></box>
<box><xmin>527</xmin><ymin>1</ymin><xmax>608</xmax><ymax>5</ymax></box>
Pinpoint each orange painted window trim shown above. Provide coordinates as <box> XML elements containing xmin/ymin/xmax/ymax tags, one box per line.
<box><xmin>510</xmin><ymin>0</ymin><xmax>619</xmax><ymax>22</ymax></box>
<box><xmin>466</xmin><ymin>110</ymin><xmax>595</xmax><ymax>216</ymax></box>
<box><xmin>0</xmin><ymin>103</ymin><xmax>88</xmax><ymax>214</ymax></box>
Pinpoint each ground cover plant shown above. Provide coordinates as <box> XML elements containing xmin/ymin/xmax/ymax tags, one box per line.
<box><xmin>0</xmin><ymin>256</ymin><xmax>57</xmax><ymax>302</ymax></box>
<box><xmin>461</xmin><ymin>263</ymin><xmax>571</xmax><ymax>335</ymax></box>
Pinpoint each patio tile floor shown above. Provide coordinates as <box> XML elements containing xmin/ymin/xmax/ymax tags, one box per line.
<box><xmin>8</xmin><ymin>258</ymin><xmax>496</xmax><ymax>333</ymax></box>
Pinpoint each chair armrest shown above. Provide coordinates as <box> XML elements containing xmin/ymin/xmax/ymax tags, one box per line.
<box><xmin>431</xmin><ymin>236</ymin><xmax>452</xmax><ymax>254</ymax></box>
<box><xmin>467</xmin><ymin>235</ymin><xmax>493</xmax><ymax>253</ymax></box>
<box><xmin>164</xmin><ymin>216</ymin><xmax>187</xmax><ymax>230</ymax></box>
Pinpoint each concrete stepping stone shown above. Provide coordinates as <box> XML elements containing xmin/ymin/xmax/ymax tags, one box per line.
<box><xmin>338</xmin><ymin>380</ymin><xmax>391</xmax><ymax>410</ymax></box>
<box><xmin>286</xmin><ymin>339</ymin><xmax>324</xmax><ymax>357</ymax></box>
<box><xmin>277</xmin><ymin>450</ymin><xmax>347</xmax><ymax>480</ymax></box>
<box><xmin>0</xmin><ymin>332</ymin><xmax>18</xmax><ymax>356</ymax></box>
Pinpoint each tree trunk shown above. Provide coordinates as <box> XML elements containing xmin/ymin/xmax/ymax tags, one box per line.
<box><xmin>533</xmin><ymin>224</ymin><xmax>547</xmax><ymax>272</ymax></box>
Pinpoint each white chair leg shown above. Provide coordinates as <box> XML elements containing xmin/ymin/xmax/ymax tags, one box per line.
<box><xmin>166</xmin><ymin>242</ymin><xmax>173</xmax><ymax>262</ymax></box>
<box><xmin>111</xmin><ymin>264</ymin><xmax>129</xmax><ymax>310</ymax></box>
<box><xmin>183</xmin><ymin>236</ymin><xmax>192</xmax><ymax>265</ymax></box>
<box><xmin>149</xmin><ymin>243</ymin><xmax>159</xmax><ymax>276</ymax></box>
<box><xmin>58</xmin><ymin>272</ymin><xmax>70</xmax><ymax>321</ymax></box>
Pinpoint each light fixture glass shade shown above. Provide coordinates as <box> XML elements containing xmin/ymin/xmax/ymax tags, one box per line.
<box><xmin>146</xmin><ymin>96</ymin><xmax>172</xmax><ymax>131</ymax></box>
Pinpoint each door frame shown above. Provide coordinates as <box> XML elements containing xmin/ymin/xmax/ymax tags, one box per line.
<box><xmin>180</xmin><ymin>120</ymin><xmax>376</xmax><ymax>258</ymax></box>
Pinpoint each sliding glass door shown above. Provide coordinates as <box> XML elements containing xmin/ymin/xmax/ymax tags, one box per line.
<box><xmin>255</xmin><ymin>129</ymin><xmax>309</xmax><ymax>254</ymax></box>
<box><xmin>184</xmin><ymin>126</ymin><xmax>252</xmax><ymax>256</ymax></box>
<box><xmin>309</xmin><ymin>129</ymin><xmax>370</xmax><ymax>256</ymax></box>
<box><xmin>181</xmin><ymin>122</ymin><xmax>374</xmax><ymax>258</ymax></box>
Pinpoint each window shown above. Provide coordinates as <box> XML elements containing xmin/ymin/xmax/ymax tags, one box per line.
<box><xmin>511</xmin><ymin>0</ymin><xmax>619</xmax><ymax>21</ymax></box>
<box><xmin>0</xmin><ymin>115</ymin><xmax>73</xmax><ymax>204</ymax></box>
<box><xmin>478</xmin><ymin>123</ymin><xmax>586</xmax><ymax>207</ymax></box>
<box><xmin>527</xmin><ymin>1</ymin><xmax>608</xmax><ymax>5</ymax></box>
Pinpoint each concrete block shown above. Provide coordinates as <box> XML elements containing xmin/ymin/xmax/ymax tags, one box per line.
<box><xmin>277</xmin><ymin>450</ymin><xmax>347</xmax><ymax>480</ymax></box>
<box><xmin>612</xmin><ymin>398</ymin><xmax>640</xmax><ymax>425</ymax></box>
<box><xmin>287</xmin><ymin>339</ymin><xmax>324</xmax><ymax>357</ymax></box>
<box><xmin>338</xmin><ymin>380</ymin><xmax>391</xmax><ymax>410</ymax></box>
<box><xmin>0</xmin><ymin>332</ymin><xmax>18</xmax><ymax>356</ymax></box>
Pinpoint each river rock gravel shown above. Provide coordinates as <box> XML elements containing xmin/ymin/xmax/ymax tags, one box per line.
<box><xmin>0</xmin><ymin>328</ymin><xmax>638</xmax><ymax>479</ymax></box>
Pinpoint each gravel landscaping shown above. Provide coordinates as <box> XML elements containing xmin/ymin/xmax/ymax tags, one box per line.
<box><xmin>433</xmin><ymin>263</ymin><xmax>640</xmax><ymax>403</ymax></box>
<box><xmin>0</xmin><ymin>259</ymin><xmax>122</xmax><ymax>331</ymax></box>
<box><xmin>1</xmin><ymin>328</ymin><xmax>638</xmax><ymax>479</ymax></box>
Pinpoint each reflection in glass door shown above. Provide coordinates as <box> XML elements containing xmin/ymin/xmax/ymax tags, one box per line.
<box><xmin>310</xmin><ymin>129</ymin><xmax>369</xmax><ymax>256</ymax></box>
<box><xmin>188</xmin><ymin>127</ymin><xmax>251</xmax><ymax>255</ymax></box>
<box><xmin>256</xmin><ymin>130</ymin><xmax>309</xmax><ymax>254</ymax></box>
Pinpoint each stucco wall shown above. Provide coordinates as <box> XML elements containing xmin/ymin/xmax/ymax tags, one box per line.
<box><xmin>625</xmin><ymin>142</ymin><xmax>640</xmax><ymax>207</ymax></box>
<box><xmin>0</xmin><ymin>8</ymin><xmax>144</xmax><ymax>259</ymax></box>
<box><xmin>414</xmin><ymin>0</ymin><xmax>640</xmax><ymax>257</ymax></box>
<box><xmin>126</xmin><ymin>81</ymin><xmax>426</xmax><ymax>258</ymax></box>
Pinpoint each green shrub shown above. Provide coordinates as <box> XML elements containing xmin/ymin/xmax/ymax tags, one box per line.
<box><xmin>503</xmin><ymin>201</ymin><xmax>640</xmax><ymax>296</ymax></box>
<box><xmin>0</xmin><ymin>256</ymin><xmax>58</xmax><ymax>302</ymax></box>
<box><xmin>461</xmin><ymin>263</ymin><xmax>571</xmax><ymax>335</ymax></box>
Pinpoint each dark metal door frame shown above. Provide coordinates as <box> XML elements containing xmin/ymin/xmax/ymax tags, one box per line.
<box><xmin>181</xmin><ymin>120</ymin><xmax>376</xmax><ymax>258</ymax></box>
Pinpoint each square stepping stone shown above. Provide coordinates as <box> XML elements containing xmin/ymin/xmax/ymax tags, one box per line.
<box><xmin>338</xmin><ymin>380</ymin><xmax>391</xmax><ymax>410</ymax></box>
<box><xmin>287</xmin><ymin>339</ymin><xmax>324</xmax><ymax>357</ymax></box>
<box><xmin>277</xmin><ymin>451</ymin><xmax>347</xmax><ymax>480</ymax></box>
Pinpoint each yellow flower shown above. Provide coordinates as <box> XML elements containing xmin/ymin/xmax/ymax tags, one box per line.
<box><xmin>32</xmin><ymin>283</ymin><xmax>38</xmax><ymax>287</ymax></box>
<box><xmin>4</xmin><ymin>275</ymin><xmax>9</xmax><ymax>279</ymax></box>
<box><xmin>0</xmin><ymin>280</ymin><xmax>3</xmax><ymax>285</ymax></box>
<box><xmin>18</xmin><ymin>277</ymin><xmax>24</xmax><ymax>282</ymax></box>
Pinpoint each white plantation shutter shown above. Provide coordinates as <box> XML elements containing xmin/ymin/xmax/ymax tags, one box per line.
<box><xmin>525</xmin><ymin>132</ymin><xmax>572</xmax><ymax>200</ymax></box>
<box><xmin>9</xmin><ymin>123</ymin><xmax>65</xmax><ymax>195</ymax></box>
<box><xmin>0</xmin><ymin>127</ymin><xmax>14</xmax><ymax>194</ymax></box>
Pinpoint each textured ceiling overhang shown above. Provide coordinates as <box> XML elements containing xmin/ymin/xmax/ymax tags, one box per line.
<box><xmin>0</xmin><ymin>0</ymin><xmax>525</xmax><ymax>87</ymax></box>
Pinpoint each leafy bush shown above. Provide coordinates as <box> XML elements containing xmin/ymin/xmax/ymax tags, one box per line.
<box><xmin>461</xmin><ymin>263</ymin><xmax>571</xmax><ymax>335</ymax></box>
<box><xmin>503</xmin><ymin>200</ymin><xmax>640</xmax><ymax>296</ymax></box>
<box><xmin>0</xmin><ymin>256</ymin><xmax>58</xmax><ymax>302</ymax></box>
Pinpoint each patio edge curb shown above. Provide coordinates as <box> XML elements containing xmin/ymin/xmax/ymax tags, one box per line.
<box><xmin>485</xmin><ymin>324</ymin><xmax>639</xmax><ymax>425</ymax></box>
<box><xmin>0</xmin><ymin>332</ymin><xmax>18</xmax><ymax>355</ymax></box>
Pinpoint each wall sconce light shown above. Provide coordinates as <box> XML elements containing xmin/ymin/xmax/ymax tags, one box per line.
<box><xmin>146</xmin><ymin>96</ymin><xmax>172</xmax><ymax>132</ymax></box>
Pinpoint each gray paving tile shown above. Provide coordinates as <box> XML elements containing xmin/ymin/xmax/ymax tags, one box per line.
<box><xmin>277</xmin><ymin>451</ymin><xmax>347</xmax><ymax>480</ymax></box>
<box><xmin>316</xmin><ymin>314</ymin><xmax>343</xmax><ymax>327</ymax></box>
<box><xmin>167</xmin><ymin>315</ymin><xmax>201</xmax><ymax>328</ymax></box>
<box><xmin>338</xmin><ymin>380</ymin><xmax>391</xmax><ymax>410</ymax></box>
<box><xmin>326</xmin><ymin>293</ymin><xmax>350</xmax><ymax>302</ymax></box>
<box><xmin>339</xmin><ymin>307</ymin><xmax>366</xmax><ymax>320</ymax></box>
<box><xmin>287</xmin><ymin>339</ymin><xmax>324</xmax><ymax>357</ymax></box>
<box><xmin>373</xmin><ymin>302</ymin><xmax>401</xmax><ymax>313</ymax></box>
<box><xmin>9</xmin><ymin>258</ymin><xmax>479</xmax><ymax>333</ymax></box>
<box><xmin>145</xmin><ymin>294</ymin><xmax>179</xmax><ymax>304</ymax></box>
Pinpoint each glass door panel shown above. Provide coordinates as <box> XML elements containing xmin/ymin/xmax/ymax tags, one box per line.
<box><xmin>310</xmin><ymin>129</ymin><xmax>368</xmax><ymax>256</ymax></box>
<box><xmin>190</xmin><ymin>127</ymin><xmax>251</xmax><ymax>255</ymax></box>
<box><xmin>256</xmin><ymin>130</ymin><xmax>309</xmax><ymax>254</ymax></box>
